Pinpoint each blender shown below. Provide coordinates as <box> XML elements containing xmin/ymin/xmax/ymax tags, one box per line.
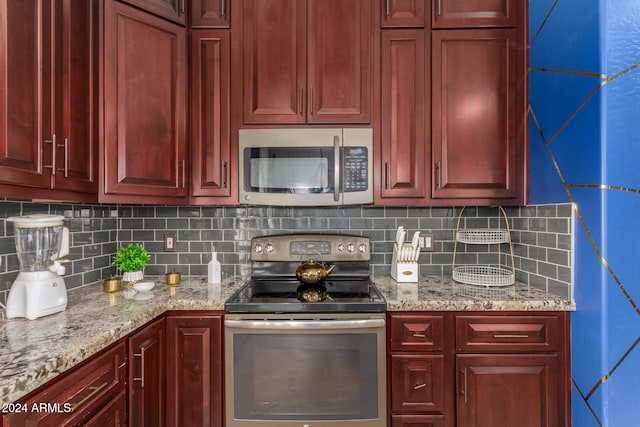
<box><xmin>5</xmin><ymin>214</ymin><xmax>70</xmax><ymax>320</ymax></box>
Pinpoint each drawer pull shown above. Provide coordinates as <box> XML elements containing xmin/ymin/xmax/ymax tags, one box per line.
<box><xmin>133</xmin><ymin>348</ymin><xmax>146</xmax><ymax>388</ymax></box>
<box><xmin>462</xmin><ymin>367</ymin><xmax>468</xmax><ymax>403</ymax></box>
<box><xmin>493</xmin><ymin>334</ymin><xmax>530</xmax><ymax>338</ymax></box>
<box><xmin>69</xmin><ymin>382</ymin><xmax>108</xmax><ymax>412</ymax></box>
<box><xmin>414</xmin><ymin>383</ymin><xmax>427</xmax><ymax>390</ymax></box>
<box><xmin>412</xmin><ymin>333</ymin><xmax>426</xmax><ymax>338</ymax></box>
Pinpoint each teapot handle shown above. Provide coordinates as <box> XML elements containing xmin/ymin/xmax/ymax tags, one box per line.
<box><xmin>299</xmin><ymin>248</ymin><xmax>326</xmax><ymax>265</ymax></box>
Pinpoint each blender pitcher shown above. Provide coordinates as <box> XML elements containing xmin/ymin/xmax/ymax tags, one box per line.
<box><xmin>6</xmin><ymin>214</ymin><xmax>70</xmax><ymax>320</ymax></box>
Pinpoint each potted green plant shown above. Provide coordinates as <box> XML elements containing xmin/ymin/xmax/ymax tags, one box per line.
<box><xmin>112</xmin><ymin>243</ymin><xmax>151</xmax><ymax>283</ymax></box>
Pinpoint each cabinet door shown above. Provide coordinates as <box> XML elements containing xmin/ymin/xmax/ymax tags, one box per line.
<box><xmin>83</xmin><ymin>391</ymin><xmax>127</xmax><ymax>427</ymax></box>
<box><xmin>379</xmin><ymin>30</ymin><xmax>428</xmax><ymax>202</ymax></box>
<box><xmin>432</xmin><ymin>0</ymin><xmax>521</xmax><ymax>28</ymax></box>
<box><xmin>307</xmin><ymin>0</ymin><xmax>372</xmax><ymax>123</ymax></box>
<box><xmin>391</xmin><ymin>354</ymin><xmax>445</xmax><ymax>414</ymax></box>
<box><xmin>166</xmin><ymin>315</ymin><xmax>223</xmax><ymax>427</ymax></box>
<box><xmin>119</xmin><ymin>0</ymin><xmax>186</xmax><ymax>24</ymax></box>
<box><xmin>456</xmin><ymin>354</ymin><xmax>560</xmax><ymax>427</ymax></box>
<box><xmin>52</xmin><ymin>0</ymin><xmax>98</xmax><ymax>194</ymax></box>
<box><xmin>431</xmin><ymin>29</ymin><xmax>523</xmax><ymax>202</ymax></box>
<box><xmin>191</xmin><ymin>0</ymin><xmax>230</xmax><ymax>27</ymax></box>
<box><xmin>190</xmin><ymin>30</ymin><xmax>232</xmax><ymax>200</ymax></box>
<box><xmin>0</xmin><ymin>0</ymin><xmax>52</xmax><ymax>189</ymax></box>
<box><xmin>129</xmin><ymin>318</ymin><xmax>166</xmax><ymax>427</ymax></box>
<box><xmin>102</xmin><ymin>0</ymin><xmax>188</xmax><ymax>203</ymax></box>
<box><xmin>242</xmin><ymin>0</ymin><xmax>307</xmax><ymax>124</ymax></box>
<box><xmin>382</xmin><ymin>0</ymin><xmax>427</xmax><ymax>28</ymax></box>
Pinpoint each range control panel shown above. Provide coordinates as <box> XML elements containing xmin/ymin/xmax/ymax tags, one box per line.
<box><xmin>251</xmin><ymin>234</ymin><xmax>370</xmax><ymax>262</ymax></box>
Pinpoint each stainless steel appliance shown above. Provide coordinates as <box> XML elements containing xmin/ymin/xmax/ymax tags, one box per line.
<box><xmin>238</xmin><ymin>128</ymin><xmax>373</xmax><ymax>206</ymax></box>
<box><xmin>225</xmin><ymin>234</ymin><xmax>386</xmax><ymax>427</ymax></box>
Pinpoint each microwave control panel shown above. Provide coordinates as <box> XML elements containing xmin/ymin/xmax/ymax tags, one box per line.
<box><xmin>343</xmin><ymin>147</ymin><xmax>368</xmax><ymax>192</ymax></box>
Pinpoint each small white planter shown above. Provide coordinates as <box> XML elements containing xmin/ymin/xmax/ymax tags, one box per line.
<box><xmin>123</xmin><ymin>270</ymin><xmax>144</xmax><ymax>284</ymax></box>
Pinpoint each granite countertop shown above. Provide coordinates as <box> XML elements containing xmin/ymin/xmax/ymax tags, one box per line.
<box><xmin>0</xmin><ymin>275</ymin><xmax>574</xmax><ymax>406</ymax></box>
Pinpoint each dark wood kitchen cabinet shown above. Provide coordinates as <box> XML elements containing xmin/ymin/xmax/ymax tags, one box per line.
<box><xmin>101</xmin><ymin>0</ymin><xmax>188</xmax><ymax>204</ymax></box>
<box><xmin>432</xmin><ymin>0</ymin><xmax>523</xmax><ymax>28</ymax></box>
<box><xmin>381</xmin><ymin>0</ymin><xmax>427</xmax><ymax>28</ymax></box>
<box><xmin>166</xmin><ymin>313</ymin><xmax>224</xmax><ymax>427</ymax></box>
<box><xmin>0</xmin><ymin>0</ymin><xmax>98</xmax><ymax>201</ymax></box>
<box><xmin>118</xmin><ymin>0</ymin><xmax>187</xmax><ymax>25</ymax></box>
<box><xmin>191</xmin><ymin>0</ymin><xmax>230</xmax><ymax>27</ymax></box>
<box><xmin>430</xmin><ymin>27</ymin><xmax>526</xmax><ymax>204</ymax></box>
<box><xmin>129</xmin><ymin>318</ymin><xmax>166</xmax><ymax>427</ymax></box>
<box><xmin>3</xmin><ymin>341</ymin><xmax>127</xmax><ymax>427</ymax></box>
<box><xmin>190</xmin><ymin>29</ymin><xmax>235</xmax><ymax>203</ymax></box>
<box><xmin>378</xmin><ymin>29</ymin><xmax>429</xmax><ymax>204</ymax></box>
<box><xmin>240</xmin><ymin>0</ymin><xmax>373</xmax><ymax>124</ymax></box>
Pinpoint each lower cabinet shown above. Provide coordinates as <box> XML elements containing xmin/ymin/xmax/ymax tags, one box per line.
<box><xmin>388</xmin><ymin>312</ymin><xmax>570</xmax><ymax>427</ymax></box>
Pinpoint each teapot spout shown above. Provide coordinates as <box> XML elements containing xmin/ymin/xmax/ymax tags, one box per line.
<box><xmin>324</xmin><ymin>264</ymin><xmax>336</xmax><ymax>277</ymax></box>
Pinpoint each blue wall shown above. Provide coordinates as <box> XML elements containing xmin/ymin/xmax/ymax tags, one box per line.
<box><xmin>528</xmin><ymin>0</ymin><xmax>640</xmax><ymax>425</ymax></box>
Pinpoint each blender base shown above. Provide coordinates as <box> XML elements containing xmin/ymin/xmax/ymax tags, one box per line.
<box><xmin>6</xmin><ymin>271</ymin><xmax>68</xmax><ymax>320</ymax></box>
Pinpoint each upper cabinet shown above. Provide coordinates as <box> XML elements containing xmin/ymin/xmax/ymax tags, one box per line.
<box><xmin>0</xmin><ymin>0</ymin><xmax>98</xmax><ymax>201</ymax></box>
<box><xmin>190</xmin><ymin>0</ymin><xmax>230</xmax><ymax>28</ymax></box>
<box><xmin>119</xmin><ymin>0</ymin><xmax>187</xmax><ymax>25</ymax></box>
<box><xmin>241</xmin><ymin>0</ymin><xmax>373</xmax><ymax>124</ymax></box>
<box><xmin>100</xmin><ymin>0</ymin><xmax>188</xmax><ymax>204</ymax></box>
<box><xmin>432</xmin><ymin>0</ymin><xmax>522</xmax><ymax>28</ymax></box>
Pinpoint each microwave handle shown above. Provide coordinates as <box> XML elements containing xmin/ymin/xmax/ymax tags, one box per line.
<box><xmin>334</xmin><ymin>135</ymin><xmax>341</xmax><ymax>202</ymax></box>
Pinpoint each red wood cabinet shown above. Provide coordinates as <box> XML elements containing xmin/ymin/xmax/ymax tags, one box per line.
<box><xmin>431</xmin><ymin>28</ymin><xmax>525</xmax><ymax>203</ymax></box>
<box><xmin>382</xmin><ymin>0</ymin><xmax>427</xmax><ymax>28</ymax></box>
<box><xmin>129</xmin><ymin>318</ymin><xmax>166</xmax><ymax>427</ymax></box>
<box><xmin>190</xmin><ymin>29</ymin><xmax>234</xmax><ymax>203</ymax></box>
<box><xmin>119</xmin><ymin>0</ymin><xmax>186</xmax><ymax>25</ymax></box>
<box><xmin>241</xmin><ymin>0</ymin><xmax>372</xmax><ymax>124</ymax></box>
<box><xmin>379</xmin><ymin>29</ymin><xmax>429</xmax><ymax>203</ymax></box>
<box><xmin>101</xmin><ymin>0</ymin><xmax>188</xmax><ymax>204</ymax></box>
<box><xmin>432</xmin><ymin>0</ymin><xmax>522</xmax><ymax>28</ymax></box>
<box><xmin>190</xmin><ymin>0</ymin><xmax>230</xmax><ymax>27</ymax></box>
<box><xmin>166</xmin><ymin>314</ymin><xmax>224</xmax><ymax>427</ymax></box>
<box><xmin>0</xmin><ymin>0</ymin><xmax>97</xmax><ymax>201</ymax></box>
<box><xmin>4</xmin><ymin>341</ymin><xmax>127</xmax><ymax>427</ymax></box>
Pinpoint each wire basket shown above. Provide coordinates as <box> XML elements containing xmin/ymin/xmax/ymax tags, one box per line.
<box><xmin>456</xmin><ymin>283</ymin><xmax>514</xmax><ymax>299</ymax></box>
<box><xmin>453</xmin><ymin>265</ymin><xmax>515</xmax><ymax>287</ymax></box>
<box><xmin>456</xmin><ymin>229</ymin><xmax>509</xmax><ymax>244</ymax></box>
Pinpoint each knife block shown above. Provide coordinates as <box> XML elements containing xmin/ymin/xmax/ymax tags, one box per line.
<box><xmin>390</xmin><ymin>243</ymin><xmax>418</xmax><ymax>283</ymax></box>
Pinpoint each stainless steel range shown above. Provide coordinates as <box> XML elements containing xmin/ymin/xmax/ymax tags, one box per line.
<box><xmin>224</xmin><ymin>234</ymin><xmax>387</xmax><ymax>427</ymax></box>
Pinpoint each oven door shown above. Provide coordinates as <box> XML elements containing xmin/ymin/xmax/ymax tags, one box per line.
<box><xmin>224</xmin><ymin>313</ymin><xmax>386</xmax><ymax>427</ymax></box>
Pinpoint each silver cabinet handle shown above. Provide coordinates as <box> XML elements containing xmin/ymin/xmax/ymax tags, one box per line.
<box><xmin>68</xmin><ymin>382</ymin><xmax>108</xmax><ymax>412</ymax></box>
<box><xmin>221</xmin><ymin>0</ymin><xmax>226</xmax><ymax>17</ymax></box>
<box><xmin>45</xmin><ymin>134</ymin><xmax>57</xmax><ymax>175</ymax></box>
<box><xmin>181</xmin><ymin>159</ymin><xmax>186</xmax><ymax>188</ymax></box>
<box><xmin>385</xmin><ymin>0</ymin><xmax>390</xmax><ymax>16</ymax></box>
<box><xmin>57</xmin><ymin>138</ymin><xmax>69</xmax><ymax>177</ymax></box>
<box><xmin>334</xmin><ymin>135</ymin><xmax>341</xmax><ymax>202</ymax></box>
<box><xmin>385</xmin><ymin>162</ymin><xmax>390</xmax><ymax>189</ymax></box>
<box><xmin>436</xmin><ymin>0</ymin><xmax>442</xmax><ymax>17</ymax></box>
<box><xmin>133</xmin><ymin>348</ymin><xmax>146</xmax><ymax>388</ymax></box>
<box><xmin>180</xmin><ymin>0</ymin><xmax>185</xmax><ymax>15</ymax></box>
<box><xmin>414</xmin><ymin>383</ymin><xmax>427</xmax><ymax>390</ymax></box>
<box><xmin>412</xmin><ymin>333</ymin><xmax>426</xmax><ymax>338</ymax></box>
<box><xmin>309</xmin><ymin>86</ymin><xmax>314</xmax><ymax>115</ymax></box>
<box><xmin>222</xmin><ymin>161</ymin><xmax>228</xmax><ymax>188</ymax></box>
<box><xmin>494</xmin><ymin>334</ymin><xmax>530</xmax><ymax>338</ymax></box>
<box><xmin>462</xmin><ymin>367</ymin><xmax>468</xmax><ymax>403</ymax></box>
<box><xmin>436</xmin><ymin>162</ymin><xmax>441</xmax><ymax>189</ymax></box>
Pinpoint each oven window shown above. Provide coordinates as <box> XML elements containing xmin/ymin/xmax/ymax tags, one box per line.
<box><xmin>233</xmin><ymin>333</ymin><xmax>378</xmax><ymax>421</ymax></box>
<box><xmin>244</xmin><ymin>147</ymin><xmax>334</xmax><ymax>194</ymax></box>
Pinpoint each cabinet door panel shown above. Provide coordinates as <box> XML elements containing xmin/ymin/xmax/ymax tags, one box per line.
<box><xmin>456</xmin><ymin>354</ymin><xmax>560</xmax><ymax>427</ymax></box>
<box><xmin>0</xmin><ymin>0</ymin><xmax>51</xmax><ymax>188</ymax></box>
<box><xmin>166</xmin><ymin>315</ymin><xmax>223</xmax><ymax>427</ymax></box>
<box><xmin>391</xmin><ymin>354</ymin><xmax>445</xmax><ymax>414</ymax></box>
<box><xmin>432</xmin><ymin>29</ymin><xmax>522</xmax><ymax>201</ymax></box>
<box><xmin>103</xmin><ymin>0</ymin><xmax>187</xmax><ymax>200</ymax></box>
<box><xmin>391</xmin><ymin>414</ymin><xmax>445</xmax><ymax>427</ymax></box>
<box><xmin>119</xmin><ymin>0</ymin><xmax>185</xmax><ymax>24</ymax></box>
<box><xmin>307</xmin><ymin>0</ymin><xmax>372</xmax><ymax>123</ymax></box>
<box><xmin>129</xmin><ymin>318</ymin><xmax>166</xmax><ymax>427</ymax></box>
<box><xmin>242</xmin><ymin>0</ymin><xmax>306</xmax><ymax>124</ymax></box>
<box><xmin>191</xmin><ymin>0</ymin><xmax>230</xmax><ymax>27</ymax></box>
<box><xmin>433</xmin><ymin>0</ymin><xmax>520</xmax><ymax>28</ymax></box>
<box><xmin>382</xmin><ymin>0</ymin><xmax>427</xmax><ymax>28</ymax></box>
<box><xmin>191</xmin><ymin>30</ymin><xmax>231</xmax><ymax>198</ymax></box>
<box><xmin>390</xmin><ymin>313</ymin><xmax>443</xmax><ymax>352</ymax></box>
<box><xmin>380</xmin><ymin>30</ymin><xmax>428</xmax><ymax>201</ymax></box>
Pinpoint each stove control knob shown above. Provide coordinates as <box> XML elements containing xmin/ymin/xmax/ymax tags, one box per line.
<box><xmin>254</xmin><ymin>244</ymin><xmax>263</xmax><ymax>253</ymax></box>
<box><xmin>337</xmin><ymin>243</ymin><xmax>344</xmax><ymax>251</ymax></box>
<box><xmin>265</xmin><ymin>243</ymin><xmax>275</xmax><ymax>253</ymax></box>
<box><xmin>358</xmin><ymin>243</ymin><xmax>367</xmax><ymax>253</ymax></box>
<box><xmin>347</xmin><ymin>243</ymin><xmax>356</xmax><ymax>252</ymax></box>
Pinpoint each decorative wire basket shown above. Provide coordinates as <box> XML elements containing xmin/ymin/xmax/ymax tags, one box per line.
<box><xmin>456</xmin><ymin>229</ymin><xmax>509</xmax><ymax>244</ymax></box>
<box><xmin>456</xmin><ymin>283</ymin><xmax>514</xmax><ymax>299</ymax></box>
<box><xmin>453</xmin><ymin>265</ymin><xmax>515</xmax><ymax>287</ymax></box>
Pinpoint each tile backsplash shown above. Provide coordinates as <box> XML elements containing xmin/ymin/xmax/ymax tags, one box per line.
<box><xmin>0</xmin><ymin>200</ymin><xmax>573</xmax><ymax>306</ymax></box>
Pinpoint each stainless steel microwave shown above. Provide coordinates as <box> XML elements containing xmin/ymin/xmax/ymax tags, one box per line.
<box><xmin>239</xmin><ymin>128</ymin><xmax>373</xmax><ymax>206</ymax></box>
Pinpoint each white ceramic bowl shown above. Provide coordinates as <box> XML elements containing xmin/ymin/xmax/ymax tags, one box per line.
<box><xmin>133</xmin><ymin>281</ymin><xmax>155</xmax><ymax>292</ymax></box>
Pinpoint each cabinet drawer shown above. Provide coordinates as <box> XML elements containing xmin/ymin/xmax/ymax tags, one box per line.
<box><xmin>391</xmin><ymin>414</ymin><xmax>445</xmax><ymax>427</ymax></box>
<box><xmin>390</xmin><ymin>314</ymin><xmax>444</xmax><ymax>352</ymax></box>
<box><xmin>456</xmin><ymin>315</ymin><xmax>562</xmax><ymax>352</ymax></box>
<box><xmin>5</xmin><ymin>341</ymin><xmax>126</xmax><ymax>426</ymax></box>
<box><xmin>391</xmin><ymin>354</ymin><xmax>445</xmax><ymax>414</ymax></box>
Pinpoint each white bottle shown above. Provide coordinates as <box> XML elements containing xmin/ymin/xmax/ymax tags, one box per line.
<box><xmin>208</xmin><ymin>245</ymin><xmax>221</xmax><ymax>284</ymax></box>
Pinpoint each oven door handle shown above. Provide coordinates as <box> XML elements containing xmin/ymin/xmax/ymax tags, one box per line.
<box><xmin>225</xmin><ymin>318</ymin><xmax>385</xmax><ymax>330</ymax></box>
<box><xmin>334</xmin><ymin>134</ymin><xmax>341</xmax><ymax>202</ymax></box>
